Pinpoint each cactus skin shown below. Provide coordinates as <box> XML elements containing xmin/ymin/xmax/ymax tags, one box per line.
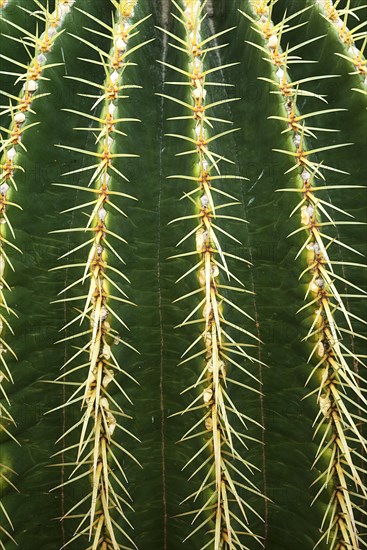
<box><xmin>0</xmin><ymin>1</ymin><xmax>366</xmax><ymax>549</ymax></box>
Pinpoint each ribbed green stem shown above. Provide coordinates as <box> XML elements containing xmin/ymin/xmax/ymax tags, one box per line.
<box><xmin>0</xmin><ymin>1</ymin><xmax>365</xmax><ymax>548</ymax></box>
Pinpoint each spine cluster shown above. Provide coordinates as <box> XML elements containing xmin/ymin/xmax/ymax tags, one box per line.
<box><xmin>246</xmin><ymin>1</ymin><xmax>367</xmax><ymax>548</ymax></box>
<box><xmin>316</xmin><ymin>0</ymin><xmax>367</xmax><ymax>91</ymax></box>
<box><xmin>162</xmin><ymin>1</ymin><xmax>264</xmax><ymax>547</ymax></box>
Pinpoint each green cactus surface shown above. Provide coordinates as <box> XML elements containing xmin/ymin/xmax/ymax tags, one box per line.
<box><xmin>0</xmin><ymin>1</ymin><xmax>366</xmax><ymax>549</ymax></box>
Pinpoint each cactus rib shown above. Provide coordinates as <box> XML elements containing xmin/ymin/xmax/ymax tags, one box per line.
<box><xmin>50</xmin><ymin>1</ymin><xmax>150</xmax><ymax>548</ymax></box>
<box><xmin>161</xmin><ymin>1</ymin><xmax>264</xmax><ymax>548</ymax></box>
<box><xmin>0</xmin><ymin>1</ymin><xmax>74</xmax><ymax>545</ymax></box>
<box><xmin>244</xmin><ymin>1</ymin><xmax>367</xmax><ymax>548</ymax></box>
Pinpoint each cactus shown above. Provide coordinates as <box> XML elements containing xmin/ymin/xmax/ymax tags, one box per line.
<box><xmin>0</xmin><ymin>0</ymin><xmax>366</xmax><ymax>549</ymax></box>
